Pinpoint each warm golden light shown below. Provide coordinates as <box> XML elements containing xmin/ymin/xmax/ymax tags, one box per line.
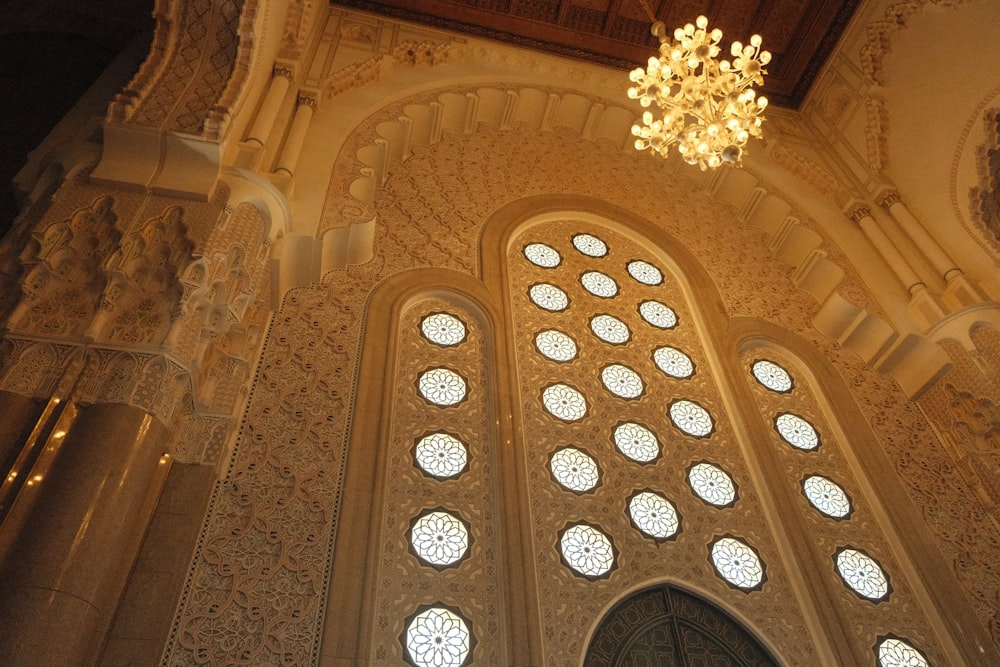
<box><xmin>627</xmin><ymin>14</ymin><xmax>770</xmax><ymax>170</ymax></box>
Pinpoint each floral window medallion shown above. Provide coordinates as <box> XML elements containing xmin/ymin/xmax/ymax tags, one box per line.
<box><xmin>638</xmin><ymin>300</ymin><xmax>677</xmax><ymax>329</ymax></box>
<box><xmin>420</xmin><ymin>313</ymin><xmax>467</xmax><ymax>347</ymax></box>
<box><xmin>410</xmin><ymin>510</ymin><xmax>471</xmax><ymax>568</ymax></box>
<box><xmin>414</xmin><ymin>432</ymin><xmax>468</xmax><ymax>479</ymax></box>
<box><xmin>572</xmin><ymin>233</ymin><xmax>608</xmax><ymax>257</ymax></box>
<box><xmin>653</xmin><ymin>346</ymin><xmax>695</xmax><ymax>378</ymax></box>
<box><xmin>775</xmin><ymin>413</ymin><xmax>819</xmax><ymax>450</ymax></box>
<box><xmin>751</xmin><ymin>359</ymin><xmax>793</xmax><ymax>393</ymax></box>
<box><xmin>403</xmin><ymin>605</ymin><xmax>473</xmax><ymax>667</ymax></box>
<box><xmin>628</xmin><ymin>491</ymin><xmax>680</xmax><ymax>540</ymax></box>
<box><xmin>523</xmin><ymin>242</ymin><xmax>561</xmax><ymax>268</ymax></box>
<box><xmin>558</xmin><ymin>523</ymin><xmax>616</xmax><ymax>579</ymax></box>
<box><xmin>688</xmin><ymin>462</ymin><xmax>737</xmax><ymax>507</ymax></box>
<box><xmin>418</xmin><ymin>368</ymin><xmax>468</xmax><ymax>406</ymax></box>
<box><xmin>550</xmin><ymin>447</ymin><xmax>600</xmax><ymax>493</ymax></box>
<box><xmin>802</xmin><ymin>475</ymin><xmax>852</xmax><ymax>519</ymax></box>
<box><xmin>835</xmin><ymin>547</ymin><xmax>891</xmax><ymax>602</ymax></box>
<box><xmin>627</xmin><ymin>259</ymin><xmax>663</xmax><ymax>285</ymax></box>
<box><xmin>613</xmin><ymin>422</ymin><xmax>660</xmax><ymax>463</ymax></box>
<box><xmin>529</xmin><ymin>283</ymin><xmax>569</xmax><ymax>312</ymax></box>
<box><xmin>876</xmin><ymin>636</ymin><xmax>929</xmax><ymax>667</ymax></box>
<box><xmin>535</xmin><ymin>329</ymin><xmax>578</xmax><ymax>362</ymax></box>
<box><xmin>669</xmin><ymin>399</ymin><xmax>714</xmax><ymax>437</ymax></box>
<box><xmin>580</xmin><ymin>271</ymin><xmax>619</xmax><ymax>298</ymax></box>
<box><xmin>710</xmin><ymin>536</ymin><xmax>765</xmax><ymax>591</ymax></box>
<box><xmin>542</xmin><ymin>383</ymin><xmax>587</xmax><ymax>421</ymax></box>
<box><xmin>590</xmin><ymin>314</ymin><xmax>631</xmax><ymax>344</ymax></box>
<box><xmin>601</xmin><ymin>364</ymin><xmax>644</xmax><ymax>399</ymax></box>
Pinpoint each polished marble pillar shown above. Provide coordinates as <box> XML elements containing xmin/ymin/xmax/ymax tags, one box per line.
<box><xmin>274</xmin><ymin>92</ymin><xmax>318</xmax><ymax>177</ymax></box>
<box><xmin>0</xmin><ymin>391</ymin><xmax>44</xmax><ymax>474</ymax></box>
<box><xmin>848</xmin><ymin>204</ymin><xmax>926</xmax><ymax>294</ymax></box>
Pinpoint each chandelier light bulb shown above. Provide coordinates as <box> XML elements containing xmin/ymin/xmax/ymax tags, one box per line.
<box><xmin>628</xmin><ymin>14</ymin><xmax>770</xmax><ymax>170</ymax></box>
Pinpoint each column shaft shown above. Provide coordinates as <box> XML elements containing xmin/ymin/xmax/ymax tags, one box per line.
<box><xmin>883</xmin><ymin>196</ymin><xmax>961</xmax><ymax>281</ymax></box>
<box><xmin>275</xmin><ymin>97</ymin><xmax>315</xmax><ymax>177</ymax></box>
<box><xmin>246</xmin><ymin>73</ymin><xmax>291</xmax><ymax>145</ymax></box>
<box><xmin>852</xmin><ymin>207</ymin><xmax>926</xmax><ymax>294</ymax></box>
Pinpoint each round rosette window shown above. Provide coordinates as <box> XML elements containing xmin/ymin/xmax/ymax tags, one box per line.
<box><xmin>417</xmin><ymin>368</ymin><xmax>468</xmax><ymax>406</ymax></box>
<box><xmin>628</xmin><ymin>490</ymin><xmax>680</xmax><ymax>541</ymax></box>
<box><xmin>414</xmin><ymin>432</ymin><xmax>468</xmax><ymax>479</ymax></box>
<box><xmin>528</xmin><ymin>283</ymin><xmax>569</xmax><ymax>312</ymax></box>
<box><xmin>638</xmin><ymin>300</ymin><xmax>677</xmax><ymax>329</ymax></box>
<box><xmin>613</xmin><ymin>422</ymin><xmax>660</xmax><ymax>463</ymax></box>
<box><xmin>402</xmin><ymin>604</ymin><xmax>474</xmax><ymax>667</ymax></box>
<box><xmin>590</xmin><ymin>314</ymin><xmax>630</xmax><ymax>345</ymax></box>
<box><xmin>774</xmin><ymin>412</ymin><xmax>820</xmax><ymax>450</ymax></box>
<box><xmin>420</xmin><ymin>312</ymin><xmax>467</xmax><ymax>347</ymax></box>
<box><xmin>802</xmin><ymin>475</ymin><xmax>852</xmax><ymax>519</ymax></box>
<box><xmin>534</xmin><ymin>329</ymin><xmax>577</xmax><ymax>362</ymax></box>
<box><xmin>653</xmin><ymin>346</ymin><xmax>694</xmax><ymax>379</ymax></box>
<box><xmin>835</xmin><ymin>547</ymin><xmax>891</xmax><ymax>602</ymax></box>
<box><xmin>710</xmin><ymin>536</ymin><xmax>766</xmax><ymax>591</ymax></box>
<box><xmin>542</xmin><ymin>383</ymin><xmax>587</xmax><ymax>421</ymax></box>
<box><xmin>558</xmin><ymin>522</ymin><xmax>616</xmax><ymax>579</ymax></box>
<box><xmin>572</xmin><ymin>233</ymin><xmax>608</xmax><ymax>257</ymax></box>
<box><xmin>669</xmin><ymin>399</ymin><xmax>714</xmax><ymax>437</ymax></box>
<box><xmin>750</xmin><ymin>359</ymin><xmax>793</xmax><ymax>393</ymax></box>
<box><xmin>876</xmin><ymin>636</ymin><xmax>929</xmax><ymax>667</ymax></box>
<box><xmin>626</xmin><ymin>259</ymin><xmax>663</xmax><ymax>285</ymax></box>
<box><xmin>601</xmin><ymin>364</ymin><xmax>644</xmax><ymax>399</ymax></box>
<box><xmin>688</xmin><ymin>461</ymin><xmax>738</xmax><ymax>507</ymax></box>
<box><xmin>409</xmin><ymin>509</ymin><xmax>471</xmax><ymax>569</ymax></box>
<box><xmin>523</xmin><ymin>242</ymin><xmax>561</xmax><ymax>268</ymax></box>
<box><xmin>580</xmin><ymin>271</ymin><xmax>619</xmax><ymax>298</ymax></box>
<box><xmin>549</xmin><ymin>447</ymin><xmax>600</xmax><ymax>493</ymax></box>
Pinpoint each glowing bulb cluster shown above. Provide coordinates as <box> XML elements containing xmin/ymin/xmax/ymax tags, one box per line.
<box><xmin>628</xmin><ymin>16</ymin><xmax>770</xmax><ymax>170</ymax></box>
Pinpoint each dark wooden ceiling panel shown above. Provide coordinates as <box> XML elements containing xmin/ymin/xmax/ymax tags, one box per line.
<box><xmin>329</xmin><ymin>0</ymin><xmax>859</xmax><ymax>108</ymax></box>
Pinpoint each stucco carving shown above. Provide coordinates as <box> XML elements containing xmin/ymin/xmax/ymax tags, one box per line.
<box><xmin>970</xmin><ymin>107</ymin><xmax>1000</xmax><ymax>250</ymax></box>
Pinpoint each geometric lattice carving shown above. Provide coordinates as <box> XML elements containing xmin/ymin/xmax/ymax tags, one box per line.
<box><xmin>971</xmin><ymin>108</ymin><xmax>1000</xmax><ymax>250</ymax></box>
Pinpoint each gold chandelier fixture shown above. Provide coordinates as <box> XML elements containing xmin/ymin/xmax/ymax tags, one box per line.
<box><xmin>627</xmin><ymin>4</ymin><xmax>771</xmax><ymax>170</ymax></box>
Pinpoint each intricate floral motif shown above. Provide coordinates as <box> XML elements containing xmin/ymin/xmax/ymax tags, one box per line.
<box><xmin>535</xmin><ymin>329</ymin><xmax>577</xmax><ymax>362</ymax></box>
<box><xmin>711</xmin><ymin>537</ymin><xmax>765</xmax><ymax>590</ymax></box>
<box><xmin>601</xmin><ymin>364</ymin><xmax>644</xmax><ymax>399</ymax></box>
<box><xmin>613</xmin><ymin>422</ymin><xmax>660</xmax><ymax>463</ymax></box>
<box><xmin>414</xmin><ymin>432</ymin><xmax>468</xmax><ymax>478</ymax></box>
<box><xmin>523</xmin><ymin>242</ymin><xmax>561</xmax><ymax>268</ymax></box>
<box><xmin>802</xmin><ymin>475</ymin><xmax>851</xmax><ymax>518</ymax></box>
<box><xmin>877</xmin><ymin>637</ymin><xmax>929</xmax><ymax>667</ymax></box>
<box><xmin>559</xmin><ymin>524</ymin><xmax>615</xmax><ymax>578</ymax></box>
<box><xmin>421</xmin><ymin>313</ymin><xmax>467</xmax><ymax>346</ymax></box>
<box><xmin>580</xmin><ymin>271</ymin><xmax>618</xmax><ymax>298</ymax></box>
<box><xmin>404</xmin><ymin>606</ymin><xmax>472</xmax><ymax>667</ymax></box>
<box><xmin>689</xmin><ymin>462</ymin><xmax>737</xmax><ymax>506</ymax></box>
<box><xmin>410</xmin><ymin>511</ymin><xmax>470</xmax><ymax>567</ymax></box>
<box><xmin>542</xmin><ymin>383</ymin><xmax>587</xmax><ymax>421</ymax></box>
<box><xmin>418</xmin><ymin>367</ymin><xmax>468</xmax><ymax>406</ymax></box>
<box><xmin>669</xmin><ymin>400</ymin><xmax>713</xmax><ymax>437</ymax></box>
<box><xmin>628</xmin><ymin>491</ymin><xmax>679</xmax><ymax>540</ymax></box>
<box><xmin>751</xmin><ymin>359</ymin><xmax>793</xmax><ymax>392</ymax></box>
<box><xmin>550</xmin><ymin>447</ymin><xmax>600</xmax><ymax>492</ymax></box>
<box><xmin>835</xmin><ymin>548</ymin><xmax>890</xmax><ymax>601</ymax></box>
<box><xmin>653</xmin><ymin>346</ymin><xmax>694</xmax><ymax>378</ymax></box>
<box><xmin>775</xmin><ymin>413</ymin><xmax>819</xmax><ymax>450</ymax></box>
<box><xmin>590</xmin><ymin>314</ymin><xmax>630</xmax><ymax>344</ymax></box>
<box><xmin>572</xmin><ymin>233</ymin><xmax>608</xmax><ymax>257</ymax></box>
<box><xmin>529</xmin><ymin>283</ymin><xmax>569</xmax><ymax>312</ymax></box>
<box><xmin>638</xmin><ymin>300</ymin><xmax>677</xmax><ymax>329</ymax></box>
<box><xmin>626</xmin><ymin>259</ymin><xmax>663</xmax><ymax>285</ymax></box>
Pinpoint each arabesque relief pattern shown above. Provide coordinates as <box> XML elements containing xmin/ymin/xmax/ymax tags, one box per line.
<box><xmin>369</xmin><ymin>297</ymin><xmax>503</xmax><ymax>664</ymax></box>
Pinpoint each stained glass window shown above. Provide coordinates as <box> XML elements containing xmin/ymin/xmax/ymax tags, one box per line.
<box><xmin>710</xmin><ymin>537</ymin><xmax>765</xmax><ymax>590</ymax></box>
<box><xmin>590</xmin><ymin>314</ymin><xmax>630</xmax><ymax>344</ymax></box>
<box><xmin>410</xmin><ymin>510</ymin><xmax>470</xmax><ymax>567</ymax></box>
<box><xmin>414</xmin><ymin>432</ymin><xmax>468</xmax><ymax>479</ymax></box>
<box><xmin>420</xmin><ymin>313</ymin><xmax>467</xmax><ymax>346</ymax></box>
<box><xmin>751</xmin><ymin>359</ymin><xmax>793</xmax><ymax>392</ymax></box>
<box><xmin>523</xmin><ymin>242</ymin><xmax>561</xmax><ymax>268</ymax></box>
<box><xmin>572</xmin><ymin>233</ymin><xmax>608</xmax><ymax>257</ymax></box>
<box><xmin>550</xmin><ymin>447</ymin><xmax>600</xmax><ymax>492</ymax></box>
<box><xmin>689</xmin><ymin>462</ymin><xmax>737</xmax><ymax>506</ymax></box>
<box><xmin>542</xmin><ymin>383</ymin><xmax>587</xmax><ymax>421</ymax></box>
<box><xmin>418</xmin><ymin>368</ymin><xmax>468</xmax><ymax>406</ymax></box>
<box><xmin>775</xmin><ymin>413</ymin><xmax>820</xmax><ymax>450</ymax></box>
<box><xmin>653</xmin><ymin>346</ymin><xmax>694</xmax><ymax>379</ymax></box>
<box><xmin>628</xmin><ymin>491</ymin><xmax>680</xmax><ymax>540</ymax></box>
<box><xmin>535</xmin><ymin>330</ymin><xmax>577</xmax><ymax>362</ymax></box>
<box><xmin>626</xmin><ymin>259</ymin><xmax>663</xmax><ymax>285</ymax></box>
<box><xmin>835</xmin><ymin>548</ymin><xmax>890</xmax><ymax>601</ymax></box>
<box><xmin>580</xmin><ymin>271</ymin><xmax>619</xmax><ymax>298</ymax></box>
<box><xmin>669</xmin><ymin>400</ymin><xmax>714</xmax><ymax>437</ymax></box>
<box><xmin>638</xmin><ymin>300</ymin><xmax>677</xmax><ymax>329</ymax></box>
<box><xmin>601</xmin><ymin>364</ymin><xmax>644</xmax><ymax>399</ymax></box>
<box><xmin>877</xmin><ymin>637</ymin><xmax>929</xmax><ymax>667</ymax></box>
<box><xmin>559</xmin><ymin>523</ymin><xmax>615</xmax><ymax>578</ymax></box>
<box><xmin>802</xmin><ymin>475</ymin><xmax>851</xmax><ymax>518</ymax></box>
<box><xmin>404</xmin><ymin>606</ymin><xmax>472</xmax><ymax>667</ymax></box>
<box><xmin>529</xmin><ymin>283</ymin><xmax>569</xmax><ymax>312</ymax></box>
<box><xmin>613</xmin><ymin>422</ymin><xmax>660</xmax><ymax>463</ymax></box>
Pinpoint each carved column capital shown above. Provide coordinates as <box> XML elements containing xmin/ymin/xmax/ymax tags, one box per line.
<box><xmin>273</xmin><ymin>61</ymin><xmax>296</xmax><ymax>82</ymax></box>
<box><xmin>876</xmin><ymin>189</ymin><xmax>901</xmax><ymax>209</ymax></box>
<box><xmin>297</xmin><ymin>90</ymin><xmax>320</xmax><ymax>110</ymax></box>
<box><xmin>847</xmin><ymin>204</ymin><xmax>873</xmax><ymax>224</ymax></box>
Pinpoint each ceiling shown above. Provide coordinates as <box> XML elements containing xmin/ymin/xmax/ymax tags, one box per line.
<box><xmin>329</xmin><ymin>0</ymin><xmax>860</xmax><ymax>108</ymax></box>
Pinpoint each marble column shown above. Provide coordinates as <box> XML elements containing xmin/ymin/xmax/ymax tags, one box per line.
<box><xmin>246</xmin><ymin>64</ymin><xmax>294</xmax><ymax>146</ymax></box>
<box><xmin>848</xmin><ymin>204</ymin><xmax>926</xmax><ymax>294</ymax></box>
<box><xmin>274</xmin><ymin>91</ymin><xmax>318</xmax><ymax>177</ymax></box>
<box><xmin>877</xmin><ymin>189</ymin><xmax>962</xmax><ymax>282</ymax></box>
<box><xmin>0</xmin><ymin>402</ymin><xmax>171</xmax><ymax>666</ymax></box>
<box><xmin>0</xmin><ymin>391</ymin><xmax>45</xmax><ymax>476</ymax></box>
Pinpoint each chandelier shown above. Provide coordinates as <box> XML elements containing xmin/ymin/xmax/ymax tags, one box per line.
<box><xmin>627</xmin><ymin>5</ymin><xmax>771</xmax><ymax>170</ymax></box>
